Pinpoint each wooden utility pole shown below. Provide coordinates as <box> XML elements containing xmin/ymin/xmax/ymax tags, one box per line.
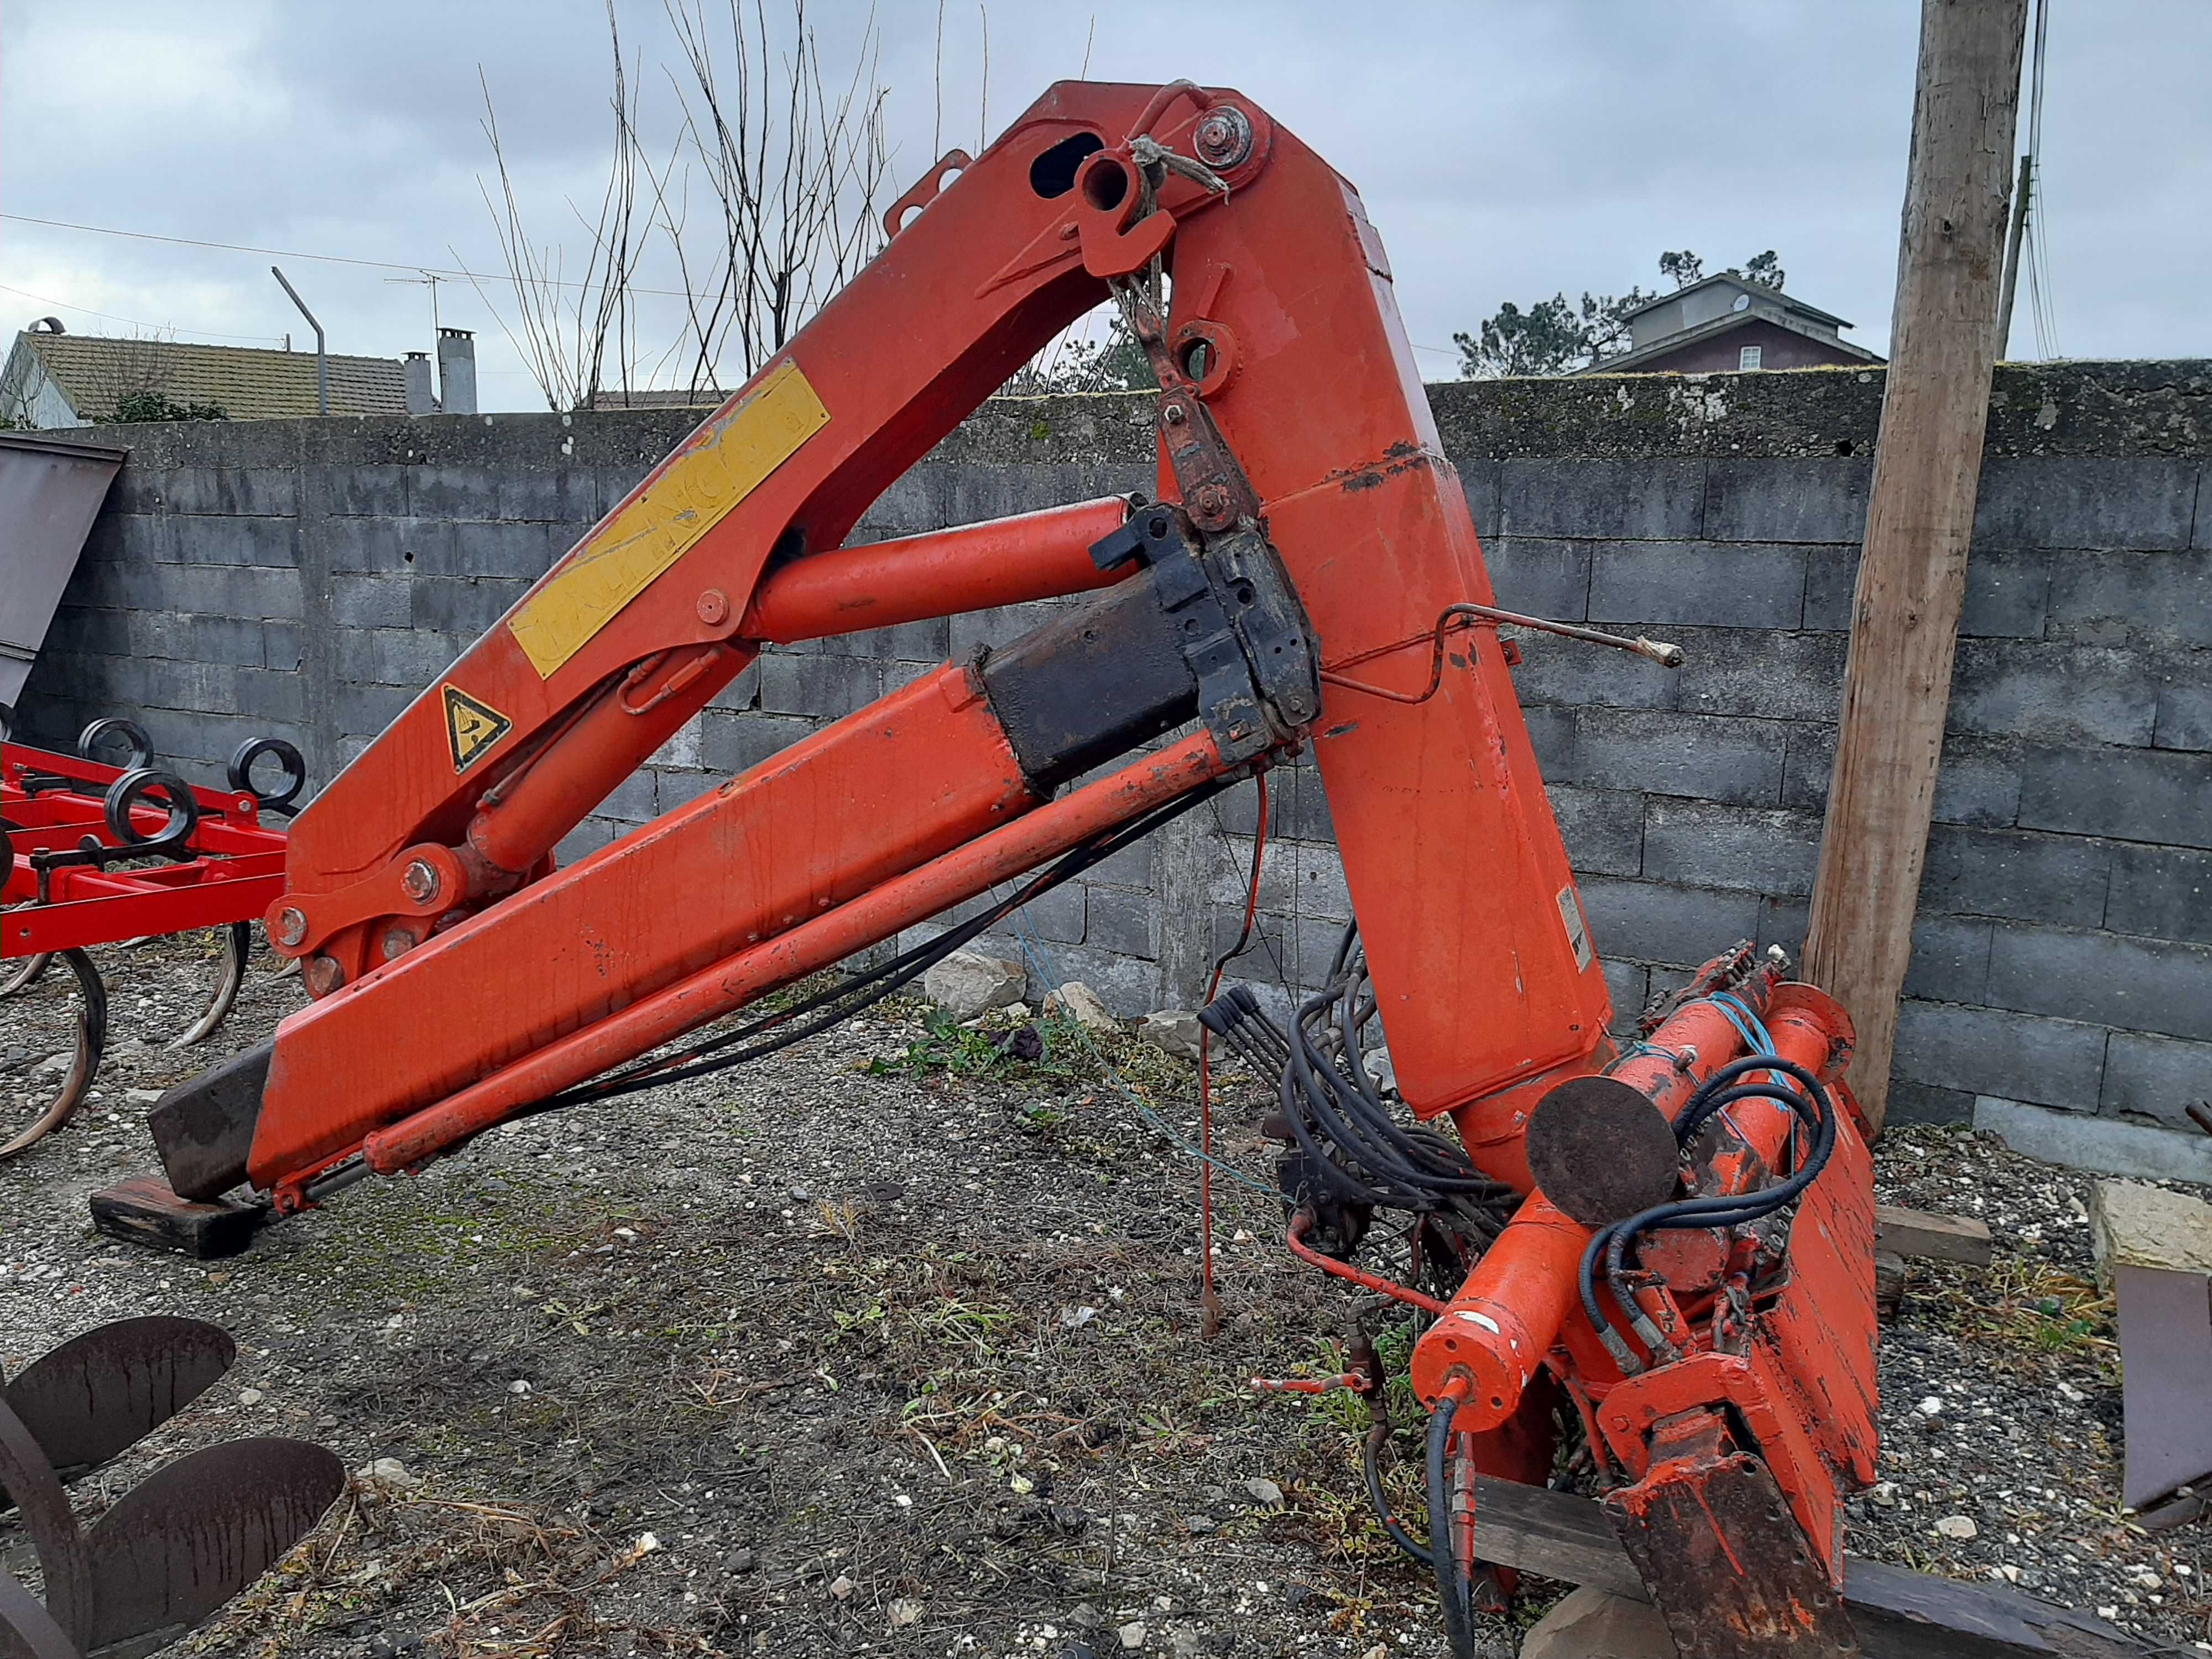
<box><xmin>1995</xmin><ymin>152</ymin><xmax>2033</xmax><ymax>356</ymax></box>
<box><xmin>1802</xmin><ymin>0</ymin><xmax>2027</xmax><ymax>1134</ymax></box>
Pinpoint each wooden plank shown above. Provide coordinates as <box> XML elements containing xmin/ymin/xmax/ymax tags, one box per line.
<box><xmin>1800</xmin><ymin>0</ymin><xmax>2028</xmax><ymax>1133</ymax></box>
<box><xmin>1471</xmin><ymin>1477</ymin><xmax>2150</xmax><ymax>1658</ymax></box>
<box><xmin>1876</xmin><ymin>1203</ymin><xmax>1995</xmax><ymax>1266</ymax></box>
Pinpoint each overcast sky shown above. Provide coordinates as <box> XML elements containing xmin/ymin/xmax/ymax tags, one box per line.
<box><xmin>4</xmin><ymin>1</ymin><xmax>2206</xmax><ymax>413</ymax></box>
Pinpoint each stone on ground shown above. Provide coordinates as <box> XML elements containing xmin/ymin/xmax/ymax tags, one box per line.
<box><xmin>1138</xmin><ymin>1010</ymin><xmax>1202</xmax><ymax>1061</ymax></box>
<box><xmin>1519</xmin><ymin>1587</ymin><xmax>1679</xmax><ymax>1659</ymax></box>
<box><xmin>921</xmin><ymin>950</ymin><xmax>1025</xmax><ymax>1020</ymax></box>
<box><xmin>2090</xmin><ymin>1179</ymin><xmax>2212</xmax><ymax>1290</ymax></box>
<box><xmin>1045</xmin><ymin>981</ymin><xmax>1119</xmax><ymax>1033</ymax></box>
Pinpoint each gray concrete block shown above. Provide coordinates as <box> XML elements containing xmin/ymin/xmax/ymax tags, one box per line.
<box><xmin>555</xmin><ymin>817</ymin><xmax>620</xmax><ymax>867</ymax></box>
<box><xmin>410</xmin><ymin>576</ymin><xmax>530</xmax><ymax>637</ymax></box>
<box><xmin>2100</xmin><ymin>1030</ymin><xmax>2212</xmax><ymax>1126</ymax></box>
<box><xmin>1672</xmin><ymin>629</ymin><xmax>1846</xmax><ymax>723</ymax></box>
<box><xmin>165</xmin><ymin>513</ymin><xmax>295</xmax><ymax>569</ymax></box>
<box><xmin>1479</xmin><ymin>536</ymin><xmax>1590</xmax><ymax>620</ymax></box>
<box><xmin>2154</xmin><ymin>679</ymin><xmax>2212</xmax><ymax>752</ymax></box>
<box><xmin>1458</xmin><ymin>460</ymin><xmax>1501</xmax><ymax>539</ymax></box>
<box><xmin>1211</xmin><ymin>905</ymin><xmax>1294</xmax><ymax>984</ymax></box>
<box><xmin>1576</xmin><ymin>877</ymin><xmax>1762</xmax><ymax>968</ymax></box>
<box><xmin>758</xmin><ymin>653</ymin><xmax>884</xmax><ymax>721</ymax></box>
<box><xmin>1974</xmin><ymin>457</ymin><xmax>2199</xmax><ymax>551</ymax></box>
<box><xmin>700</xmin><ymin>709</ymin><xmax>818</xmax><ymax>775</ymax></box>
<box><xmin>333</xmin><ymin>681</ymin><xmax>414</xmax><ymax>737</ymax></box>
<box><xmin>593</xmin><ymin>769</ymin><xmax>659</xmax><ymax>825</ymax></box>
<box><xmin>1902</xmin><ymin>916</ymin><xmax>1995</xmax><ymax>1005</ymax></box>
<box><xmin>1546</xmin><ymin>785</ymin><xmax>1644</xmax><ymax>877</ymax></box>
<box><xmin>1918</xmin><ymin>825</ymin><xmax>2112</xmax><ymax>927</ymax></box>
<box><xmin>1552</xmin><ymin>708</ymin><xmax>1787</xmax><ymax>807</ymax></box>
<box><xmin>1286</xmin><ymin>841</ymin><xmax>1352</xmax><ymax>922</ymax></box>
<box><xmin>652</xmin><ymin>768</ymin><xmax>723</xmax><ymax>813</ymax></box>
<box><xmin>1948</xmin><ymin>642</ymin><xmax>2157</xmax><ymax>747</ymax></box>
<box><xmin>1752</xmin><ymin>894</ymin><xmax>1807</xmax><ymax>959</ymax></box>
<box><xmin>449</xmin><ymin>520</ymin><xmax>558</xmax><ymax>580</ymax></box>
<box><xmin>1702</xmin><ymin>457</ymin><xmax>1870</xmax><ymax>544</ymax></box>
<box><xmin>1204</xmin><ymin>834</ymin><xmax>1292</xmax><ymax>915</ymax></box>
<box><xmin>127</xmin><ymin>611</ymin><xmax>266</xmax><ymax>667</ymax></box>
<box><xmin>1640</xmin><ymin>798</ymin><xmax>1820</xmax><ymax>896</ymax></box>
<box><xmin>950</xmin><ymin>599</ymin><xmax>1063</xmax><ymax>661</ymax></box>
<box><xmin>329</xmin><ymin>575</ymin><xmax>410</xmax><ymax>629</ymax></box>
<box><xmin>1986</xmin><ymin>924</ymin><xmax>2212</xmax><ymax>1041</ymax></box>
<box><xmin>322</xmin><ymin>516</ymin><xmax>451</xmax><ymax>575</ymax></box>
<box><xmin>1601</xmin><ymin>958</ymin><xmax>1648</xmax><ymax>1029</ymax></box>
<box><xmin>1590</xmin><ymin>541</ymin><xmax>1806</xmax><ymax>630</ymax></box>
<box><xmin>2018</xmin><ymin>747</ymin><xmax>2212</xmax><ymax>848</ymax></box>
<box><xmin>1209</xmin><ymin>773</ymin><xmax>1293</xmax><ymax>840</ymax></box>
<box><xmin>495</xmin><ymin>467</ymin><xmax>601</xmax><ymax>524</ymax></box>
<box><xmin>1508</xmin><ymin>630</ymin><xmax>1679</xmax><ymax>711</ymax></box>
<box><xmin>405</xmin><ymin>465</ymin><xmax>503</xmax><ymax>521</ymax></box>
<box><xmin>1975</xmin><ymin>1095</ymin><xmax>2212</xmax><ymax>1187</ymax></box>
<box><xmin>232</xmin><ymin>666</ymin><xmax>306</xmax><ymax>723</ymax></box>
<box><xmin>706</xmin><ymin>660</ymin><xmax>763</xmax><ymax>714</ymax></box>
<box><xmin>144</xmin><ymin>464</ymin><xmax>299</xmax><ymax>519</ymax></box>
<box><xmin>1892</xmin><ymin>999</ymin><xmax>2107</xmax><ymax>1111</ymax></box>
<box><xmin>811</xmin><ymin>617</ymin><xmax>953</xmax><ymax>663</ymax></box>
<box><xmin>317</xmin><ymin>463</ymin><xmax>408</xmax><ymax>518</ymax></box>
<box><xmin>1887</xmin><ymin>1081</ymin><xmax>1976</xmax><ymax>1125</ymax></box>
<box><xmin>2047</xmin><ymin>552</ymin><xmax>2212</xmax><ymax>649</ymax></box>
<box><xmin>1011</xmin><ymin>882</ymin><xmax>1086</xmax><ymax>947</ymax></box>
<box><xmin>1082</xmin><ymin>883</ymin><xmax>1155</xmax><ymax>959</ymax></box>
<box><xmin>2106</xmin><ymin>843</ymin><xmax>2212</xmax><ymax>946</ymax></box>
<box><xmin>1498</xmin><ymin>457</ymin><xmax>1704</xmax><ymax>541</ymax></box>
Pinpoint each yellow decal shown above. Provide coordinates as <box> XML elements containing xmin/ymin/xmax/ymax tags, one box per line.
<box><xmin>508</xmin><ymin>359</ymin><xmax>830</xmax><ymax>677</ymax></box>
<box><xmin>443</xmin><ymin>685</ymin><xmax>513</xmax><ymax>773</ymax></box>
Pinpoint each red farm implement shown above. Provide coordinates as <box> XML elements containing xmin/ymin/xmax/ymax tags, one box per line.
<box><xmin>2</xmin><ymin>720</ymin><xmax>301</xmax><ymax>1157</ymax></box>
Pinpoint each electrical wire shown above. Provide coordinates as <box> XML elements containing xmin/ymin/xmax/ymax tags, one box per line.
<box><xmin>0</xmin><ymin>282</ymin><xmax>288</xmax><ymax>346</ymax></box>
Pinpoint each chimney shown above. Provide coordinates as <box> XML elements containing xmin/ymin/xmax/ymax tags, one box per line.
<box><xmin>404</xmin><ymin>352</ymin><xmax>436</xmax><ymax>416</ymax></box>
<box><xmin>436</xmin><ymin>327</ymin><xmax>477</xmax><ymax>415</ymax></box>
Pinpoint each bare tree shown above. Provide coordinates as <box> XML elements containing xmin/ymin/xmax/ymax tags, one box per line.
<box><xmin>474</xmin><ymin>1</ymin><xmax>895</xmax><ymax>411</ymax></box>
<box><xmin>649</xmin><ymin>0</ymin><xmax>892</xmax><ymax>399</ymax></box>
<box><xmin>471</xmin><ymin>3</ymin><xmax>654</xmax><ymax>411</ymax></box>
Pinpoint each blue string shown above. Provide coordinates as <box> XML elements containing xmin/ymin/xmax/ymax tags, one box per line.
<box><xmin>1703</xmin><ymin>990</ymin><xmax>1797</xmax><ymax>1165</ymax></box>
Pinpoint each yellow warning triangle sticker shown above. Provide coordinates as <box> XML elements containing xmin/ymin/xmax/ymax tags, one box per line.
<box><xmin>442</xmin><ymin>685</ymin><xmax>513</xmax><ymax>773</ymax></box>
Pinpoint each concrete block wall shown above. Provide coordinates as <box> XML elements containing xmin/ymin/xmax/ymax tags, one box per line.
<box><xmin>20</xmin><ymin>359</ymin><xmax>2212</xmax><ymax>1170</ymax></box>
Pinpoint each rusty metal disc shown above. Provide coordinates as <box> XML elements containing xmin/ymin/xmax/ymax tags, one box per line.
<box><xmin>81</xmin><ymin>1437</ymin><xmax>345</xmax><ymax>1655</ymax></box>
<box><xmin>3</xmin><ymin>1318</ymin><xmax>234</xmax><ymax>1481</ymax></box>
<box><xmin>1524</xmin><ymin>1074</ymin><xmax>1680</xmax><ymax>1228</ymax></box>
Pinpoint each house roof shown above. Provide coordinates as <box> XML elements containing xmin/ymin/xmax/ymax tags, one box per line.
<box><xmin>13</xmin><ymin>331</ymin><xmax>409</xmax><ymax>421</ymax></box>
<box><xmin>583</xmin><ymin>388</ymin><xmax>722</xmax><ymax>410</ymax></box>
<box><xmin>1618</xmin><ymin>272</ymin><xmax>1853</xmax><ymax>332</ymax></box>
<box><xmin>1586</xmin><ymin>304</ymin><xmax>1884</xmax><ymax>374</ymax></box>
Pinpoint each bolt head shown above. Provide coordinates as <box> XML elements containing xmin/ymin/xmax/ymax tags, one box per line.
<box><xmin>304</xmin><ymin>955</ymin><xmax>345</xmax><ymax>997</ymax></box>
<box><xmin>696</xmin><ymin>588</ymin><xmax>731</xmax><ymax>627</ymax></box>
<box><xmin>274</xmin><ymin>906</ymin><xmax>307</xmax><ymax>947</ymax></box>
<box><xmin>400</xmin><ymin>858</ymin><xmax>440</xmax><ymax>903</ymax></box>
<box><xmin>1161</xmin><ymin>403</ymin><xmax>1186</xmax><ymax>427</ymax></box>
<box><xmin>381</xmin><ymin>927</ymin><xmax>414</xmax><ymax>962</ymax></box>
<box><xmin>1192</xmin><ymin>105</ymin><xmax>1254</xmax><ymax>169</ymax></box>
<box><xmin>1194</xmin><ymin>482</ymin><xmax>1232</xmax><ymax>518</ymax></box>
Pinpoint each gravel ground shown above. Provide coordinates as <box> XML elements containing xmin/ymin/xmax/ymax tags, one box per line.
<box><xmin>3</xmin><ymin>932</ymin><xmax>2208</xmax><ymax>1658</ymax></box>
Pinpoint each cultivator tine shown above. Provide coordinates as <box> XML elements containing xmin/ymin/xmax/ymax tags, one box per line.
<box><xmin>78</xmin><ymin>1438</ymin><xmax>346</xmax><ymax>1656</ymax></box>
<box><xmin>1</xmin><ymin>1317</ymin><xmax>234</xmax><ymax>1481</ymax></box>
<box><xmin>0</xmin><ymin>950</ymin><xmax>106</xmax><ymax>1163</ymax></box>
<box><xmin>165</xmin><ymin>923</ymin><xmax>253</xmax><ymax>1051</ymax></box>
<box><xmin>0</xmin><ymin>1322</ymin><xmax>340</xmax><ymax>1659</ymax></box>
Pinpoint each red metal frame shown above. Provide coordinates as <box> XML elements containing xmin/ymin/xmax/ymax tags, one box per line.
<box><xmin>2</xmin><ymin>744</ymin><xmax>288</xmax><ymax>956</ymax></box>
<box><xmin>142</xmin><ymin>77</ymin><xmax>1880</xmax><ymax>1649</ymax></box>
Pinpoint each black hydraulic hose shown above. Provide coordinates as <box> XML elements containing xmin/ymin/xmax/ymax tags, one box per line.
<box><xmin>1577</xmin><ymin>1056</ymin><xmax>1838</xmax><ymax>1349</ymax></box>
<box><xmin>1427</xmin><ymin>1395</ymin><xmax>1479</xmax><ymax>1659</ymax></box>
<box><xmin>1361</xmin><ymin>1423</ymin><xmax>1434</xmax><ymax>1567</ymax></box>
<box><xmin>528</xmin><ymin>780</ymin><xmax>1232</xmax><ymax>1115</ymax></box>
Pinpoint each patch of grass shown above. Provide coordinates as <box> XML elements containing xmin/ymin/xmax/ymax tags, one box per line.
<box><xmin>1942</xmin><ymin>1256</ymin><xmax>2115</xmax><ymax>1363</ymax></box>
